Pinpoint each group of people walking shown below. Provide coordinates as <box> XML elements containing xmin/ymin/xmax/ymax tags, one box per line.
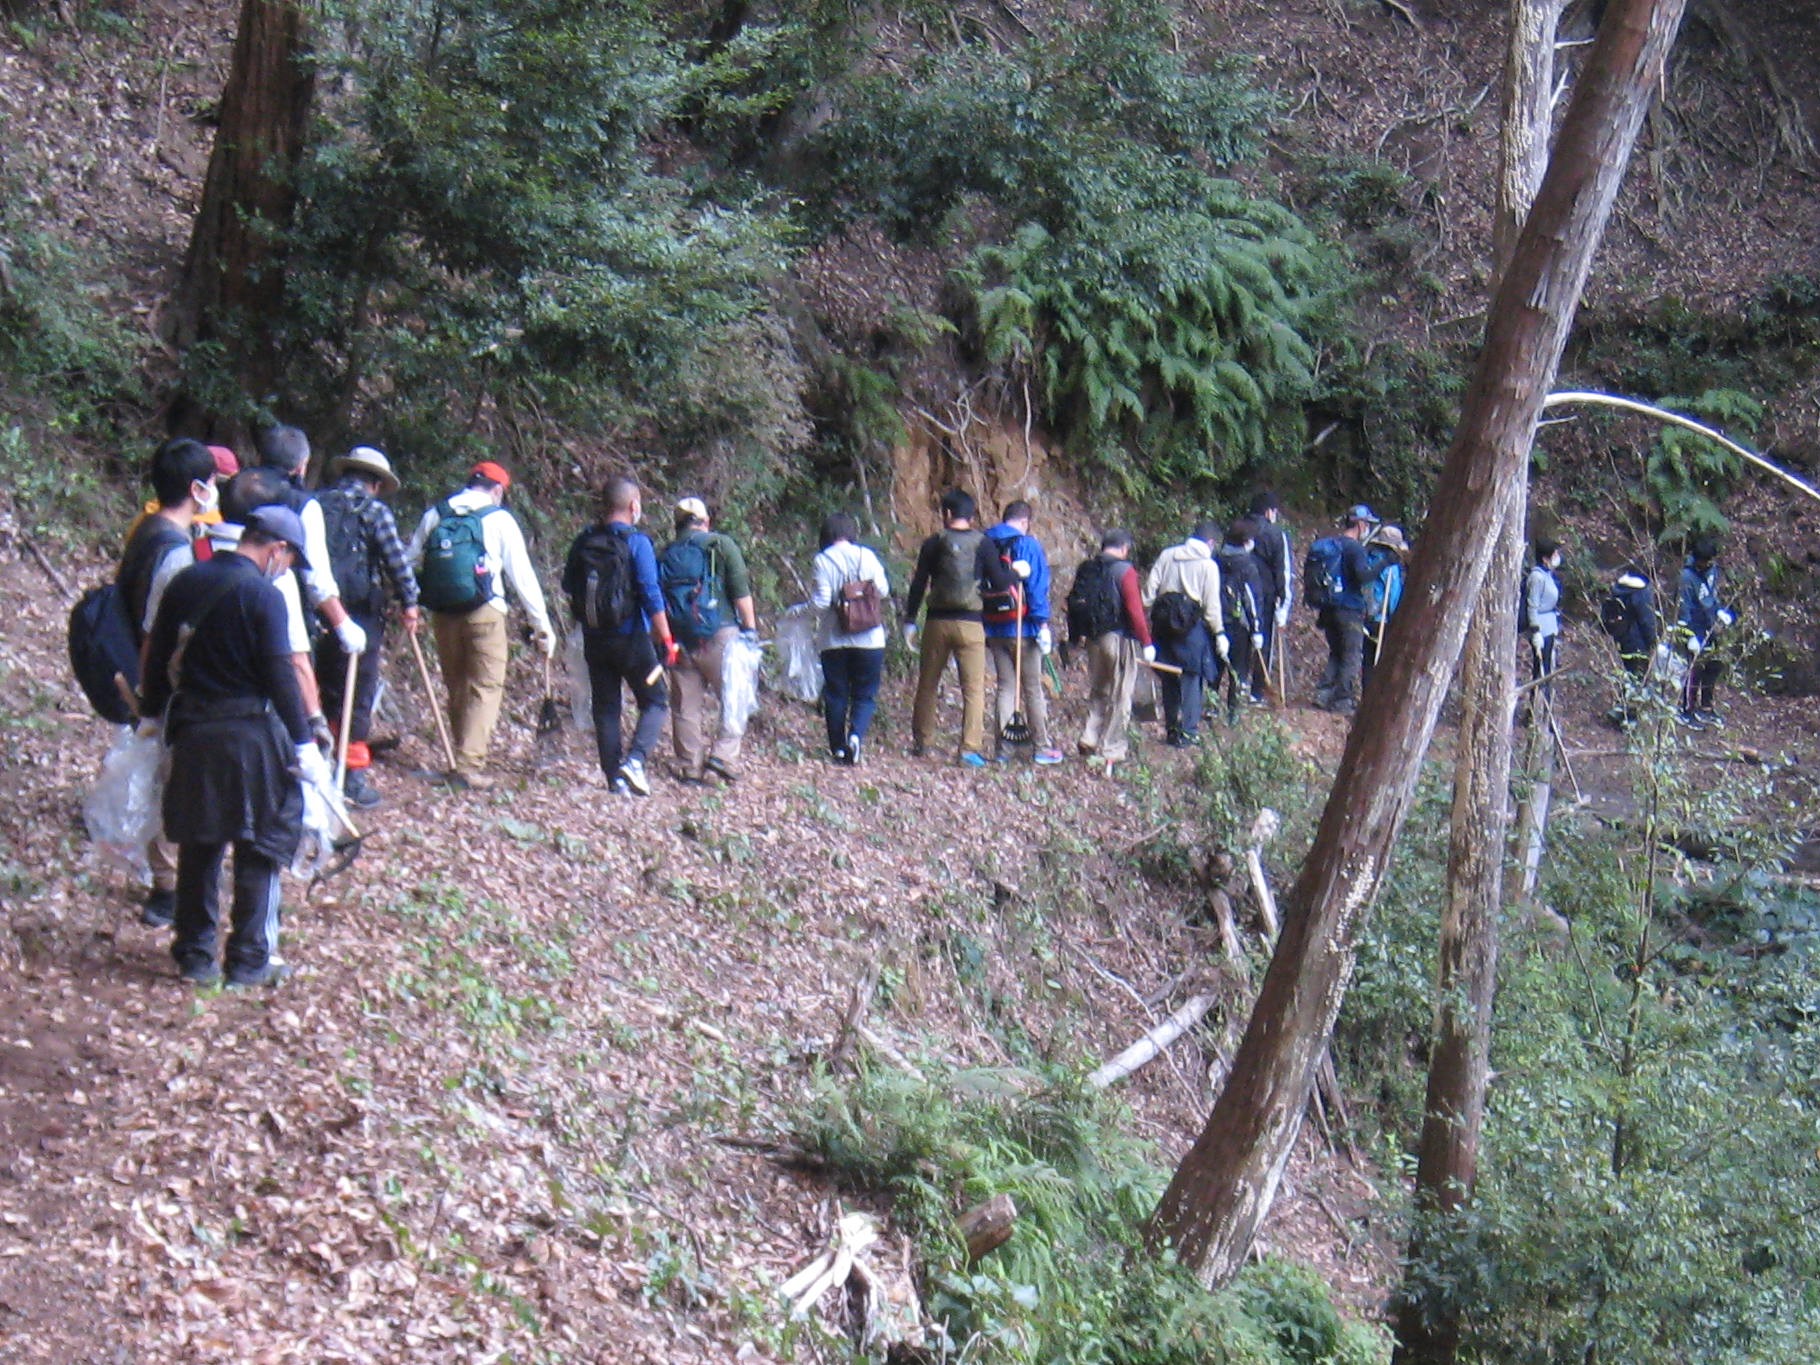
<box><xmin>84</xmin><ymin>428</ymin><xmax>1741</xmax><ymax>987</ymax></box>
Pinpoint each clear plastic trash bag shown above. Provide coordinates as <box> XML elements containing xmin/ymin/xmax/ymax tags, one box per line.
<box><xmin>721</xmin><ymin>633</ymin><xmax>764</xmax><ymax>737</ymax></box>
<box><xmin>776</xmin><ymin>603</ymin><xmax>823</xmax><ymax>704</ymax></box>
<box><xmin>83</xmin><ymin>726</ymin><xmax>166</xmax><ymax>885</ymax></box>
<box><xmin>565</xmin><ymin>627</ymin><xmax>593</xmax><ymax>731</ymax></box>
<box><xmin>292</xmin><ymin>769</ymin><xmax>354</xmax><ymax>880</ymax></box>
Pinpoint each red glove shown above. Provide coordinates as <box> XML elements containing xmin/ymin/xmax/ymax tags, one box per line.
<box><xmin>661</xmin><ymin>637</ymin><xmax>680</xmax><ymax>668</ymax></box>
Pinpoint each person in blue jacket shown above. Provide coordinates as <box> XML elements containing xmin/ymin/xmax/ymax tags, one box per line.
<box><xmin>983</xmin><ymin>500</ymin><xmax>1062</xmax><ymax>764</ymax></box>
<box><xmin>1360</xmin><ymin>524</ymin><xmax>1408</xmax><ymax>695</ymax></box>
<box><xmin>1677</xmin><ymin>536</ymin><xmax>1733</xmax><ymax>728</ymax></box>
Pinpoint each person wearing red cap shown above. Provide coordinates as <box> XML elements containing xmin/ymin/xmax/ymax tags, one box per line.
<box><xmin>408</xmin><ymin>461</ymin><xmax>556</xmax><ymax>789</ymax></box>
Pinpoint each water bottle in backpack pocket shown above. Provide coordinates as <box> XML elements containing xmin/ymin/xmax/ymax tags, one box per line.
<box><xmin>1303</xmin><ymin>537</ymin><xmax>1345</xmax><ymax>611</ymax></box>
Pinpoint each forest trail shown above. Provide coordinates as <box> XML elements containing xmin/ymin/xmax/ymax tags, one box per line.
<box><xmin>0</xmin><ymin>543</ymin><xmax>1390</xmax><ymax>1362</ymax></box>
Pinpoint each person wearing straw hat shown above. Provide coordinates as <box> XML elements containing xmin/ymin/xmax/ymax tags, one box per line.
<box><xmin>1360</xmin><ymin>524</ymin><xmax>1409</xmax><ymax>696</ymax></box>
<box><xmin>315</xmin><ymin>446</ymin><xmax>421</xmax><ymax>809</ymax></box>
<box><xmin>140</xmin><ymin>505</ymin><xmax>323</xmax><ymax>988</ymax></box>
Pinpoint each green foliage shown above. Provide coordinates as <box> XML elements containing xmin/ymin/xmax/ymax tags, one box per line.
<box><xmin>1640</xmin><ymin>388</ymin><xmax>1762</xmax><ymax>544</ymax></box>
<box><xmin>771</xmin><ymin>0</ymin><xmax>1339</xmax><ymax>510</ymax></box>
<box><xmin>272</xmin><ymin>0</ymin><xmax>803</xmax><ymax>486</ymax></box>
<box><xmin>797</xmin><ymin>1061</ymin><xmax>1384</xmax><ymax>1363</ymax></box>
<box><xmin>0</xmin><ymin>160</ymin><xmax>143</xmax><ymax>446</ymax></box>
<box><xmin>1394</xmin><ymin>708</ymin><xmax>1820</xmax><ymax>1362</ymax></box>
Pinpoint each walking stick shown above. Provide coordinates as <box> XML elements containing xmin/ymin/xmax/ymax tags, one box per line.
<box><xmin>406</xmin><ymin>628</ymin><xmax>459</xmax><ymax>773</ymax></box>
<box><xmin>334</xmin><ymin>649</ymin><xmax>359</xmax><ymax>791</ymax></box>
<box><xmin>1276</xmin><ymin>622</ymin><xmax>1287</xmax><ymax>699</ymax></box>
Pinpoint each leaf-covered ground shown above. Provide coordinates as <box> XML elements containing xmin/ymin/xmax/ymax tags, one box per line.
<box><xmin>0</xmin><ymin>539</ymin><xmax>1390</xmax><ymax>1363</ymax></box>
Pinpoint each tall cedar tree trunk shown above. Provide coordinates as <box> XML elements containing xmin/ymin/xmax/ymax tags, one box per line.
<box><xmin>1391</xmin><ymin>4</ymin><xmax>1567</xmax><ymax>1360</ymax></box>
<box><xmin>169</xmin><ymin>0</ymin><xmax>313</xmax><ymax>409</ymax></box>
<box><xmin>1143</xmin><ymin>0</ymin><xmax>1687</xmax><ymax>1286</ymax></box>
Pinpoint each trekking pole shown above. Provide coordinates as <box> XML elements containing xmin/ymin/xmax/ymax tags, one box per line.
<box><xmin>1276</xmin><ymin>624</ymin><xmax>1287</xmax><ymax>700</ymax></box>
<box><xmin>334</xmin><ymin>650</ymin><xmax>359</xmax><ymax>791</ymax></box>
<box><xmin>406</xmin><ymin>628</ymin><xmax>459</xmax><ymax>772</ymax></box>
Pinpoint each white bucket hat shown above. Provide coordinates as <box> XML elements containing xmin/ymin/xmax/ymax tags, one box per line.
<box><xmin>330</xmin><ymin>445</ymin><xmax>400</xmax><ymax>497</ymax></box>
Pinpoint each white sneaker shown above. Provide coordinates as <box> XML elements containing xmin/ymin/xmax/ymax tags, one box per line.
<box><xmin>617</xmin><ymin>758</ymin><xmax>651</xmax><ymax>796</ymax></box>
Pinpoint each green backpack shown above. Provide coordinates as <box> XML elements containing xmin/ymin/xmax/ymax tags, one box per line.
<box><xmin>418</xmin><ymin>501</ymin><xmax>499</xmax><ymax>613</ymax></box>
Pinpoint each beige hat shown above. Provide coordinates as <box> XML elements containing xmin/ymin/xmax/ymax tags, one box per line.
<box><xmin>330</xmin><ymin>445</ymin><xmax>400</xmax><ymax>497</ymax></box>
<box><xmin>675</xmin><ymin>496</ymin><xmax>709</xmax><ymax>522</ymax></box>
<box><xmin>1371</xmin><ymin>525</ymin><xmax>1410</xmax><ymax>556</ymax></box>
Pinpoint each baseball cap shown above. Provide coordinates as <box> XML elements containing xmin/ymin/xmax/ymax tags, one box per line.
<box><xmin>471</xmin><ymin>460</ymin><xmax>512</xmax><ymax>489</ymax></box>
<box><xmin>206</xmin><ymin>445</ymin><xmax>241</xmax><ymax>479</ymax></box>
<box><xmin>245</xmin><ymin>504</ymin><xmax>309</xmax><ymax>554</ymax></box>
<box><xmin>1345</xmin><ymin>504</ymin><xmax>1380</xmax><ymax>526</ymax></box>
<box><xmin>675</xmin><ymin>496</ymin><xmax>709</xmax><ymax>521</ymax></box>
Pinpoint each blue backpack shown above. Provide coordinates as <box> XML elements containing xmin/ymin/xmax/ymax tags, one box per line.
<box><xmin>658</xmin><ymin>532</ymin><xmax>725</xmax><ymax>648</ymax></box>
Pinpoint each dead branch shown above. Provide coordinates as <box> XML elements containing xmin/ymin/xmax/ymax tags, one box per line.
<box><xmin>958</xmin><ymin>1194</ymin><xmax>1018</xmax><ymax>1262</ymax></box>
<box><xmin>1088</xmin><ymin>995</ymin><xmax>1217</xmax><ymax>1089</ymax></box>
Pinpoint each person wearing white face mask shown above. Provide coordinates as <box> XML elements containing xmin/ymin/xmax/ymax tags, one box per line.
<box><xmin>117</xmin><ymin>438</ymin><xmax>220</xmax><ymax>929</ymax></box>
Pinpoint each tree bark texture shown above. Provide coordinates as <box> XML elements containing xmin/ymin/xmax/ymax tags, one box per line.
<box><xmin>170</xmin><ymin>0</ymin><xmax>314</xmax><ymax>402</ymax></box>
<box><xmin>1145</xmin><ymin>0</ymin><xmax>1687</xmax><ymax>1287</ymax></box>
<box><xmin>1392</xmin><ymin>7</ymin><xmax>1565</xmax><ymax>1359</ymax></box>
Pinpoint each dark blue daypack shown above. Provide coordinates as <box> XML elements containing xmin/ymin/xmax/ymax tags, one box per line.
<box><xmin>69</xmin><ymin>583</ymin><xmax>141</xmax><ymax>724</ymax></box>
<box><xmin>1303</xmin><ymin>537</ymin><xmax>1346</xmax><ymax>611</ymax></box>
<box><xmin>658</xmin><ymin>531</ymin><xmax>725</xmax><ymax>648</ymax></box>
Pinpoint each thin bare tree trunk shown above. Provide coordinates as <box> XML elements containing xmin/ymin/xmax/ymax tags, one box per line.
<box><xmin>1392</xmin><ymin>6</ymin><xmax>1565</xmax><ymax>1360</ymax></box>
<box><xmin>169</xmin><ymin>0</ymin><xmax>314</xmax><ymax>406</ymax></box>
<box><xmin>1144</xmin><ymin>0</ymin><xmax>1687</xmax><ymax>1287</ymax></box>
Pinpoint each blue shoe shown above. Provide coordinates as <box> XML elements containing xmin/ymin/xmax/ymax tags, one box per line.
<box><xmin>959</xmin><ymin>752</ymin><xmax>988</xmax><ymax>769</ymax></box>
<box><xmin>1033</xmin><ymin>748</ymin><xmax>1064</xmax><ymax>766</ymax></box>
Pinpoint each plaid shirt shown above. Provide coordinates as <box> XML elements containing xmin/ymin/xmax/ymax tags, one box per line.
<box><xmin>329</xmin><ymin>475</ymin><xmax>420</xmax><ymax>609</ymax></box>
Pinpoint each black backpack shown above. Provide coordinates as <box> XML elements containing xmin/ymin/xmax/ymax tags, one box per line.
<box><xmin>68</xmin><ymin>584</ymin><xmax>141</xmax><ymax>724</ymax></box>
<box><xmin>1066</xmin><ymin>556</ymin><xmax>1126</xmax><ymax>641</ymax></box>
<box><xmin>1303</xmin><ymin>537</ymin><xmax>1345</xmax><ymax>611</ymax></box>
<box><xmin>1151</xmin><ymin>590</ymin><xmax>1201</xmax><ymax>641</ymax></box>
<box><xmin>319</xmin><ymin>487</ymin><xmax>382</xmax><ymax>613</ymax></box>
<box><xmin>570</xmin><ymin>524</ymin><xmax>636</xmax><ymax>632</ymax></box>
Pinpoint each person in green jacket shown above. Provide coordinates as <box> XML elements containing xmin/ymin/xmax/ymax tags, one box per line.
<box><xmin>659</xmin><ymin>497</ymin><xmax>758</xmax><ymax>783</ymax></box>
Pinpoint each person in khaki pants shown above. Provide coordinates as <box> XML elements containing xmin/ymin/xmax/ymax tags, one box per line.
<box><xmin>661</xmin><ymin>497</ymin><xmax>757</xmax><ymax>783</ymax></box>
<box><xmin>902</xmin><ymin>489</ymin><xmax>1016</xmax><ymax>766</ymax></box>
<box><xmin>1073</xmin><ymin>529</ymin><xmax>1153</xmax><ymax>764</ymax></box>
<box><xmin>408</xmin><ymin>462</ymin><xmax>556</xmax><ymax>789</ymax></box>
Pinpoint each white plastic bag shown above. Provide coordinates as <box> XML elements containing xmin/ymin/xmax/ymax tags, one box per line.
<box><xmin>565</xmin><ymin>627</ymin><xmax>593</xmax><ymax>731</ymax></box>
<box><xmin>776</xmin><ymin>603</ymin><xmax>823</xmax><ymax>704</ymax></box>
<box><xmin>83</xmin><ymin>726</ymin><xmax>166</xmax><ymax>885</ymax></box>
<box><xmin>721</xmin><ymin>634</ymin><xmax>764</xmax><ymax>737</ymax></box>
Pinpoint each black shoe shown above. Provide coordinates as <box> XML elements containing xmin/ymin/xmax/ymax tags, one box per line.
<box><xmin>1676</xmin><ymin>711</ymin><xmax>1706</xmax><ymax>729</ymax></box>
<box><xmin>141</xmin><ymin>889</ymin><xmax>176</xmax><ymax>928</ymax></box>
<box><xmin>225</xmin><ymin>962</ymin><xmax>293</xmax><ymax>989</ymax></box>
<box><xmin>704</xmin><ymin>756</ymin><xmax>738</xmax><ymax>783</ymax></box>
<box><xmin>178</xmin><ymin>959</ymin><xmax>221</xmax><ymax>986</ymax></box>
<box><xmin>343</xmin><ymin>770</ymin><xmax>383</xmax><ymax>810</ymax></box>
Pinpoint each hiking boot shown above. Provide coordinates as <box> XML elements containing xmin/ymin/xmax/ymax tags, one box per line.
<box><xmin>1695</xmin><ymin>709</ymin><xmax>1724</xmax><ymax>729</ymax></box>
<box><xmin>343</xmin><ymin>770</ymin><xmax>383</xmax><ymax>810</ymax></box>
<box><xmin>959</xmin><ymin>752</ymin><xmax>988</xmax><ymax>769</ymax></box>
<box><xmin>141</xmin><ymin>888</ymin><xmax>176</xmax><ymax>929</ymax></box>
<box><xmin>451</xmin><ymin>770</ymin><xmax>495</xmax><ymax>792</ymax></box>
<box><xmin>225</xmin><ymin>961</ymin><xmax>293</xmax><ymax>989</ymax></box>
<box><xmin>617</xmin><ymin>758</ymin><xmax>651</xmax><ymax>796</ymax></box>
<box><xmin>1033</xmin><ymin>748</ymin><xmax>1064</xmax><ymax>766</ymax></box>
<box><xmin>846</xmin><ymin>735</ymin><xmax>862</xmax><ymax>767</ymax></box>
<box><xmin>909</xmin><ymin>743</ymin><xmax>927</xmax><ymax>758</ymax></box>
<box><xmin>704</xmin><ymin>756</ymin><xmax>737</xmax><ymax>783</ymax></box>
<box><xmin>178</xmin><ymin>959</ymin><xmax>221</xmax><ymax>986</ymax></box>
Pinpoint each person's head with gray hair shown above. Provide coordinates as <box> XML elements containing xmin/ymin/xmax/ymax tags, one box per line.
<box><xmin>256</xmin><ymin>424</ymin><xmax>311</xmax><ymax>479</ymax></box>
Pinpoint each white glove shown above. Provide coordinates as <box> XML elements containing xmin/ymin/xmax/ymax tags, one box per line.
<box><xmin>1141</xmin><ymin>644</ymin><xmax>1157</xmax><ymax>664</ymax></box>
<box><xmin>1215</xmin><ymin>633</ymin><xmax>1231</xmax><ymax>662</ymax></box>
<box><xmin>1529</xmin><ymin>632</ymin><xmax>1545</xmax><ymax>657</ymax></box>
<box><xmin>135</xmin><ymin>718</ymin><xmax>161</xmax><ymax>741</ymax></box>
<box><xmin>1251</xmin><ymin>633</ymin><xmax>1264</xmax><ymax>655</ymax></box>
<box><xmin>1011</xmin><ymin>559</ymin><xmax>1032</xmax><ymax>580</ymax></box>
<box><xmin>1274</xmin><ymin>600</ymin><xmax>1289</xmax><ymax>628</ymax></box>
<box><xmin>535</xmin><ymin>627</ymin><xmax>557</xmax><ymax>659</ymax></box>
<box><xmin>1717</xmin><ymin>608</ymin><xmax>1735</xmax><ymax>628</ymax></box>
<box><xmin>902</xmin><ymin>623</ymin><xmax>918</xmax><ymax>648</ymax></box>
<box><xmin>335</xmin><ymin>617</ymin><xmax>368</xmax><ymax>655</ymax></box>
<box><xmin>295</xmin><ymin>743</ymin><xmax>333</xmax><ymax>790</ymax></box>
<box><xmin>1655</xmin><ymin>642</ymin><xmax>1670</xmax><ymax>663</ymax></box>
<box><xmin>1687</xmin><ymin>636</ymin><xmax>1703</xmax><ymax>657</ymax></box>
<box><xmin>1036</xmin><ymin>623</ymin><xmax>1053</xmax><ymax>656</ymax></box>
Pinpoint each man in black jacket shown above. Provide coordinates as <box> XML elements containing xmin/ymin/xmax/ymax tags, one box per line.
<box><xmin>141</xmin><ymin>506</ymin><xmax>326</xmax><ymax>988</ymax></box>
<box><xmin>1247</xmin><ymin>490</ymin><xmax>1292</xmax><ymax>703</ymax></box>
<box><xmin>1217</xmin><ymin>520</ymin><xmax>1268</xmax><ymax>722</ymax></box>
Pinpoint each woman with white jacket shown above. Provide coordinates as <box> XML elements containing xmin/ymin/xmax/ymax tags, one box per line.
<box><xmin>810</xmin><ymin>513</ymin><xmax>891</xmax><ymax>765</ymax></box>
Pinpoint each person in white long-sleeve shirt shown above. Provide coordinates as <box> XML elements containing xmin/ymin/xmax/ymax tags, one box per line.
<box><xmin>809</xmin><ymin>512</ymin><xmax>891</xmax><ymax>766</ymax></box>
<box><xmin>252</xmin><ymin>425</ymin><xmax>370</xmax><ymax>662</ymax></box>
<box><xmin>408</xmin><ymin>461</ymin><xmax>556</xmax><ymax>789</ymax></box>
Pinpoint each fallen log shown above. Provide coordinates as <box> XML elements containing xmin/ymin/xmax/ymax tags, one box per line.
<box><xmin>1088</xmin><ymin>994</ymin><xmax>1216</xmax><ymax>1088</ymax></box>
<box><xmin>958</xmin><ymin>1193</ymin><xmax>1018</xmax><ymax>1263</ymax></box>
